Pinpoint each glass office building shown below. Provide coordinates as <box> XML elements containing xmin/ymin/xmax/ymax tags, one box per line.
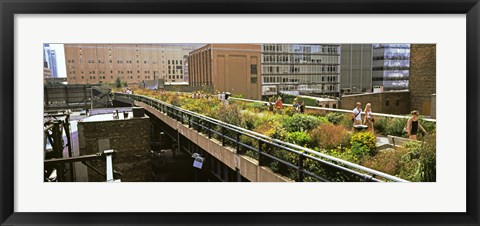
<box><xmin>261</xmin><ymin>44</ymin><xmax>341</xmax><ymax>97</ymax></box>
<box><xmin>372</xmin><ymin>44</ymin><xmax>410</xmax><ymax>91</ymax></box>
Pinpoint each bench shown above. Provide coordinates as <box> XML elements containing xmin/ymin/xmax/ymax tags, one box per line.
<box><xmin>387</xmin><ymin>135</ymin><xmax>422</xmax><ymax>147</ymax></box>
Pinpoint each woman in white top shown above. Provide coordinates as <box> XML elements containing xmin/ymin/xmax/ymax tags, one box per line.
<box><xmin>363</xmin><ymin>103</ymin><xmax>374</xmax><ymax>132</ymax></box>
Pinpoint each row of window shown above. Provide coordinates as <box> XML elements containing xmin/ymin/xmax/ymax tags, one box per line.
<box><xmin>168</xmin><ymin>70</ymin><xmax>183</xmax><ymax>74</ymax></box>
<box><xmin>68</xmin><ymin>59</ymin><xmax>167</xmax><ymax>64</ymax></box>
<box><xmin>372</xmin><ymin>60</ymin><xmax>410</xmax><ymax>68</ymax></box>
<box><xmin>76</xmin><ymin>46</ymin><xmax>168</xmax><ymax>53</ymax></box>
<box><xmin>262</xmin><ymin>54</ymin><xmax>339</xmax><ymax>64</ymax></box>
<box><xmin>263</xmin><ymin>75</ymin><xmax>338</xmax><ymax>84</ymax></box>
<box><xmin>69</xmin><ymin>75</ymin><xmax>180</xmax><ymax>80</ymax></box>
<box><xmin>263</xmin><ymin>84</ymin><xmax>339</xmax><ymax>93</ymax></box>
<box><xmin>262</xmin><ymin>65</ymin><xmax>339</xmax><ymax>74</ymax></box>
<box><xmin>263</xmin><ymin>44</ymin><xmax>339</xmax><ymax>54</ymax></box>
<box><xmin>68</xmin><ymin>70</ymin><xmax>169</xmax><ymax>75</ymax></box>
<box><xmin>372</xmin><ymin>66</ymin><xmax>410</xmax><ymax>71</ymax></box>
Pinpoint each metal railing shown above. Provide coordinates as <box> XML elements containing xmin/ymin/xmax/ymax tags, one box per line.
<box><xmin>115</xmin><ymin>93</ymin><xmax>408</xmax><ymax>182</ymax></box>
<box><xmin>229</xmin><ymin>97</ymin><xmax>437</xmax><ymax>122</ymax></box>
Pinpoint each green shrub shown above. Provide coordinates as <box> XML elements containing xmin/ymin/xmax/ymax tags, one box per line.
<box><xmin>240</xmin><ymin>111</ymin><xmax>256</xmax><ymax>130</ymax></box>
<box><xmin>373</xmin><ymin>117</ymin><xmax>408</xmax><ymax>137</ymax></box>
<box><xmin>398</xmin><ymin>133</ymin><xmax>436</xmax><ymax>182</ymax></box>
<box><xmin>361</xmin><ymin>148</ymin><xmax>408</xmax><ymax>176</ymax></box>
<box><xmin>349</xmin><ymin>131</ymin><xmax>376</xmax><ymax>158</ymax></box>
<box><xmin>310</xmin><ymin>123</ymin><xmax>351</xmax><ymax>150</ymax></box>
<box><xmin>287</xmin><ymin>131</ymin><xmax>312</xmax><ymax>147</ymax></box>
<box><xmin>418</xmin><ymin>116</ymin><xmax>436</xmax><ymax>135</ymax></box>
<box><xmin>216</xmin><ymin>104</ymin><xmax>241</xmax><ymax>126</ymax></box>
<box><xmin>243</xmin><ymin>102</ymin><xmax>267</xmax><ymax>112</ymax></box>
<box><xmin>283</xmin><ymin>114</ymin><xmax>325</xmax><ymax>132</ymax></box>
<box><xmin>325</xmin><ymin>112</ymin><xmax>345</xmax><ymax>125</ymax></box>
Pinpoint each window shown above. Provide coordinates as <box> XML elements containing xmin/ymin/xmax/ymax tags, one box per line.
<box><xmin>396</xmin><ymin>100</ymin><xmax>400</xmax><ymax>106</ymax></box>
<box><xmin>386</xmin><ymin>100</ymin><xmax>390</xmax><ymax>106</ymax></box>
<box><xmin>168</xmin><ymin>60</ymin><xmax>170</xmax><ymax>64</ymax></box>
<box><xmin>251</xmin><ymin>77</ymin><xmax>257</xmax><ymax>83</ymax></box>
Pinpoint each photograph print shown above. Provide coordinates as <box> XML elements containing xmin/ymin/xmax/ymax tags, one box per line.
<box><xmin>43</xmin><ymin>43</ymin><xmax>436</xmax><ymax>182</ymax></box>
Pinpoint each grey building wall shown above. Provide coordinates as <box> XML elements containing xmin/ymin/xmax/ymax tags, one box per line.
<box><xmin>340</xmin><ymin>44</ymin><xmax>372</xmax><ymax>94</ymax></box>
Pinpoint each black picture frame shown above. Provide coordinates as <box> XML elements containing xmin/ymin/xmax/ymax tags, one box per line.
<box><xmin>1</xmin><ymin>0</ymin><xmax>479</xmax><ymax>225</ymax></box>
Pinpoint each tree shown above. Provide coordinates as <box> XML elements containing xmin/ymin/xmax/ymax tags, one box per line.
<box><xmin>115</xmin><ymin>78</ymin><xmax>122</xmax><ymax>88</ymax></box>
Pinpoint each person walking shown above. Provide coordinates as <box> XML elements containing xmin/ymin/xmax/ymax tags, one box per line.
<box><xmin>299</xmin><ymin>100</ymin><xmax>305</xmax><ymax>114</ymax></box>
<box><xmin>293</xmin><ymin>98</ymin><xmax>300</xmax><ymax>112</ymax></box>
<box><xmin>352</xmin><ymin>102</ymin><xmax>363</xmax><ymax>126</ymax></box>
<box><xmin>406</xmin><ymin>110</ymin><xmax>427</xmax><ymax>140</ymax></box>
<box><xmin>363</xmin><ymin>103</ymin><xmax>374</xmax><ymax>132</ymax></box>
<box><xmin>275</xmin><ymin>97</ymin><xmax>283</xmax><ymax>114</ymax></box>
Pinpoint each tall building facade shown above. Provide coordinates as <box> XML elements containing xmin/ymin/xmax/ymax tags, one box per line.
<box><xmin>43</xmin><ymin>44</ymin><xmax>58</xmax><ymax>78</ymax></box>
<box><xmin>340</xmin><ymin>44</ymin><xmax>373</xmax><ymax>94</ymax></box>
<box><xmin>188</xmin><ymin>44</ymin><xmax>262</xmax><ymax>100</ymax></box>
<box><xmin>64</xmin><ymin>44</ymin><xmax>203</xmax><ymax>85</ymax></box>
<box><xmin>372</xmin><ymin>44</ymin><xmax>410</xmax><ymax>91</ymax></box>
<box><xmin>261</xmin><ymin>44</ymin><xmax>341</xmax><ymax>97</ymax></box>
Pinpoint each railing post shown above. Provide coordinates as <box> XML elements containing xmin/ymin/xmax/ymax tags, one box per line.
<box><xmin>258</xmin><ymin>140</ymin><xmax>264</xmax><ymax>166</ymax></box>
<box><xmin>297</xmin><ymin>153</ymin><xmax>305</xmax><ymax>182</ymax></box>
<box><xmin>188</xmin><ymin>115</ymin><xmax>191</xmax><ymax>128</ymax></box>
<box><xmin>207</xmin><ymin>123</ymin><xmax>212</xmax><ymax>139</ymax></box>
<box><xmin>221</xmin><ymin>127</ymin><xmax>225</xmax><ymax>146</ymax></box>
<box><xmin>236</xmin><ymin>132</ymin><xmax>241</xmax><ymax>154</ymax></box>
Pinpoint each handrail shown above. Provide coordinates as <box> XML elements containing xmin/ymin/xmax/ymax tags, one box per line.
<box><xmin>115</xmin><ymin>93</ymin><xmax>408</xmax><ymax>182</ymax></box>
<box><xmin>229</xmin><ymin>97</ymin><xmax>437</xmax><ymax>122</ymax></box>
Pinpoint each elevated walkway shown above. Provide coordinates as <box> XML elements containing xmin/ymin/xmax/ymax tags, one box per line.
<box><xmin>115</xmin><ymin>93</ymin><xmax>409</xmax><ymax>182</ymax></box>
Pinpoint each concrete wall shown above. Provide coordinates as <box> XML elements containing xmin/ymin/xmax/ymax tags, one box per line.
<box><xmin>340</xmin><ymin>91</ymin><xmax>410</xmax><ymax>114</ymax></box>
<box><xmin>77</xmin><ymin>116</ymin><xmax>151</xmax><ymax>181</ymax></box>
<box><xmin>409</xmin><ymin>44</ymin><xmax>436</xmax><ymax>115</ymax></box>
<box><xmin>136</xmin><ymin>101</ymin><xmax>293</xmax><ymax>182</ymax></box>
<box><xmin>44</xmin><ymin>84</ymin><xmax>93</xmax><ymax>110</ymax></box>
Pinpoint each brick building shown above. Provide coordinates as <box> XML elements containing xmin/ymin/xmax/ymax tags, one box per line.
<box><xmin>64</xmin><ymin>44</ymin><xmax>203</xmax><ymax>85</ymax></box>
<box><xmin>77</xmin><ymin>112</ymin><xmax>152</xmax><ymax>182</ymax></box>
<box><xmin>188</xmin><ymin>44</ymin><xmax>262</xmax><ymax>100</ymax></box>
<box><xmin>340</xmin><ymin>90</ymin><xmax>411</xmax><ymax>115</ymax></box>
<box><xmin>409</xmin><ymin>44</ymin><xmax>436</xmax><ymax>115</ymax></box>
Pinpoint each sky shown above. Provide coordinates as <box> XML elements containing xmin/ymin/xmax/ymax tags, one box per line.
<box><xmin>50</xmin><ymin>44</ymin><xmax>66</xmax><ymax>77</ymax></box>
